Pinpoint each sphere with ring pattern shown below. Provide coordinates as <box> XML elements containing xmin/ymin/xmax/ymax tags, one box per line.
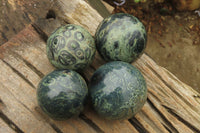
<box><xmin>47</xmin><ymin>24</ymin><xmax>96</xmax><ymax>71</ymax></box>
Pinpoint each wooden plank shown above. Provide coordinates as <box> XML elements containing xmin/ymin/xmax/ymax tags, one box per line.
<box><xmin>1</xmin><ymin>3</ymin><xmax>139</xmax><ymax>131</ymax></box>
<box><xmin>83</xmin><ymin>107</ymin><xmax>139</xmax><ymax>133</ymax></box>
<box><xmin>0</xmin><ymin>118</ymin><xmax>16</xmax><ymax>133</ymax></box>
<box><xmin>90</xmin><ymin>46</ymin><xmax>200</xmax><ymax>133</ymax></box>
<box><xmin>85</xmin><ymin>0</ymin><xmax>110</xmax><ymax>18</ymax></box>
<box><xmin>0</xmin><ymin>27</ymin><xmax>98</xmax><ymax>133</ymax></box>
<box><xmin>0</xmin><ymin>61</ymin><xmax>97</xmax><ymax>133</ymax></box>
<box><xmin>0</xmin><ymin>0</ymin><xmax>199</xmax><ymax>132</ymax></box>
<box><xmin>1</xmin><ymin>22</ymin><xmax>198</xmax><ymax>133</ymax></box>
<box><xmin>133</xmin><ymin>103</ymin><xmax>168</xmax><ymax>133</ymax></box>
<box><xmin>0</xmin><ymin>23</ymin><xmax>138</xmax><ymax>133</ymax></box>
<box><xmin>134</xmin><ymin>55</ymin><xmax>200</xmax><ymax>132</ymax></box>
<box><xmin>52</xmin><ymin>1</ymin><xmax>200</xmax><ymax>132</ymax></box>
<box><xmin>53</xmin><ymin>0</ymin><xmax>103</xmax><ymax>35</ymax></box>
<box><xmin>0</xmin><ymin>59</ymin><xmax>97</xmax><ymax>133</ymax></box>
<box><xmin>0</xmin><ymin>0</ymin><xmax>53</xmax><ymax>45</ymax></box>
<box><xmin>0</xmin><ymin>77</ymin><xmax>56</xmax><ymax>133</ymax></box>
<box><xmin>1</xmin><ymin>25</ymin><xmax>55</xmax><ymax>76</ymax></box>
<box><xmin>2</xmin><ymin>51</ymin><xmax>41</xmax><ymax>88</ymax></box>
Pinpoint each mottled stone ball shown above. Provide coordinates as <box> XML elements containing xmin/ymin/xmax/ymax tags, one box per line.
<box><xmin>47</xmin><ymin>24</ymin><xmax>96</xmax><ymax>71</ymax></box>
<box><xmin>95</xmin><ymin>13</ymin><xmax>147</xmax><ymax>63</ymax></box>
<box><xmin>89</xmin><ymin>61</ymin><xmax>147</xmax><ymax>120</ymax></box>
<box><xmin>37</xmin><ymin>70</ymin><xmax>88</xmax><ymax>120</ymax></box>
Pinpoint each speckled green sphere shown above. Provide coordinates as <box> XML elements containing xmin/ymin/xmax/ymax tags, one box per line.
<box><xmin>47</xmin><ymin>24</ymin><xmax>96</xmax><ymax>71</ymax></box>
<box><xmin>95</xmin><ymin>13</ymin><xmax>147</xmax><ymax>63</ymax></box>
<box><xmin>37</xmin><ymin>70</ymin><xmax>88</xmax><ymax>120</ymax></box>
<box><xmin>89</xmin><ymin>61</ymin><xmax>147</xmax><ymax>120</ymax></box>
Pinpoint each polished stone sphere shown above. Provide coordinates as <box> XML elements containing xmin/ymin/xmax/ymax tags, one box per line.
<box><xmin>47</xmin><ymin>24</ymin><xmax>96</xmax><ymax>71</ymax></box>
<box><xmin>95</xmin><ymin>13</ymin><xmax>147</xmax><ymax>63</ymax></box>
<box><xmin>37</xmin><ymin>70</ymin><xmax>88</xmax><ymax>120</ymax></box>
<box><xmin>89</xmin><ymin>61</ymin><xmax>147</xmax><ymax>120</ymax></box>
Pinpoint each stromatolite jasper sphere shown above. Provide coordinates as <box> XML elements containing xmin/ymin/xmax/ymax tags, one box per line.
<box><xmin>37</xmin><ymin>70</ymin><xmax>88</xmax><ymax>120</ymax></box>
<box><xmin>89</xmin><ymin>61</ymin><xmax>147</xmax><ymax>120</ymax></box>
<box><xmin>95</xmin><ymin>13</ymin><xmax>147</xmax><ymax>63</ymax></box>
<box><xmin>47</xmin><ymin>24</ymin><xmax>96</xmax><ymax>71</ymax></box>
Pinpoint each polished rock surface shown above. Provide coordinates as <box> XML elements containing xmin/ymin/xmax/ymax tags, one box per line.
<box><xmin>95</xmin><ymin>13</ymin><xmax>147</xmax><ymax>63</ymax></box>
<box><xmin>37</xmin><ymin>69</ymin><xmax>88</xmax><ymax>120</ymax></box>
<box><xmin>89</xmin><ymin>61</ymin><xmax>147</xmax><ymax>120</ymax></box>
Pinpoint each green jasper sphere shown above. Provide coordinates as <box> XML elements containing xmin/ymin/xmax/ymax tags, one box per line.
<box><xmin>89</xmin><ymin>61</ymin><xmax>147</xmax><ymax>120</ymax></box>
<box><xmin>47</xmin><ymin>24</ymin><xmax>96</xmax><ymax>71</ymax></box>
<box><xmin>95</xmin><ymin>13</ymin><xmax>147</xmax><ymax>63</ymax></box>
<box><xmin>37</xmin><ymin>70</ymin><xmax>88</xmax><ymax>120</ymax></box>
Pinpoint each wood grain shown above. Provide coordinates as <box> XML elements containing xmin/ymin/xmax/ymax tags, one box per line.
<box><xmin>0</xmin><ymin>0</ymin><xmax>199</xmax><ymax>132</ymax></box>
<box><xmin>0</xmin><ymin>118</ymin><xmax>16</xmax><ymax>133</ymax></box>
<box><xmin>0</xmin><ymin>26</ymin><xmax>97</xmax><ymax>133</ymax></box>
<box><xmin>53</xmin><ymin>0</ymin><xmax>102</xmax><ymax>35</ymax></box>
<box><xmin>0</xmin><ymin>0</ymin><xmax>54</xmax><ymax>46</ymax></box>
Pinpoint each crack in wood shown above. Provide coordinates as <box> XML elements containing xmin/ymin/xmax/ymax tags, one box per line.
<box><xmin>79</xmin><ymin>114</ymin><xmax>104</xmax><ymax>133</ymax></box>
<box><xmin>1</xmin><ymin>49</ymin><xmax>44</xmax><ymax>84</ymax></box>
<box><xmin>7</xmin><ymin>50</ymin><xmax>44</xmax><ymax>78</ymax></box>
<box><xmin>193</xmin><ymin>95</ymin><xmax>200</xmax><ymax>104</ymax></box>
<box><xmin>14</xmin><ymin>95</ymin><xmax>35</xmax><ymax>116</ymax></box>
<box><xmin>49</xmin><ymin>123</ymin><xmax>64</xmax><ymax>133</ymax></box>
<box><xmin>2</xmin><ymin>60</ymin><xmax>36</xmax><ymax>89</ymax></box>
<box><xmin>0</xmin><ymin>99</ymin><xmax>6</xmax><ymax>111</ymax></box>
<box><xmin>0</xmin><ymin>112</ymin><xmax>24</xmax><ymax>133</ymax></box>
<box><xmin>21</xmin><ymin>57</ymin><xmax>45</xmax><ymax>78</ymax></box>
<box><xmin>162</xmin><ymin>105</ymin><xmax>200</xmax><ymax>133</ymax></box>
<box><xmin>0</xmin><ymin>30</ymin><xmax>8</xmax><ymax>41</ymax></box>
<box><xmin>139</xmin><ymin>109</ymin><xmax>167</xmax><ymax>133</ymax></box>
<box><xmin>22</xmin><ymin>12</ymin><xmax>32</xmax><ymax>23</ymax></box>
<box><xmin>145</xmin><ymin>62</ymin><xmax>200</xmax><ymax>131</ymax></box>
<box><xmin>129</xmin><ymin>118</ymin><xmax>148</xmax><ymax>133</ymax></box>
<box><xmin>146</xmin><ymin>63</ymin><xmax>198</xmax><ymax>114</ymax></box>
<box><xmin>1</xmin><ymin>82</ymin><xmax>36</xmax><ymax>120</ymax></box>
<box><xmin>193</xmin><ymin>95</ymin><xmax>200</xmax><ymax>98</ymax></box>
<box><xmin>148</xmin><ymin>89</ymin><xmax>162</xmax><ymax>103</ymax></box>
<box><xmin>63</xmin><ymin>20</ymin><xmax>69</xmax><ymax>25</ymax></box>
<box><xmin>32</xmin><ymin>23</ymin><xmax>48</xmax><ymax>42</ymax></box>
<box><xmin>1</xmin><ymin>83</ymin><xmax>66</xmax><ymax>133</ymax></box>
<box><xmin>34</xmin><ymin>106</ymin><xmax>66</xmax><ymax>133</ymax></box>
<box><xmin>162</xmin><ymin>123</ymin><xmax>172</xmax><ymax>133</ymax></box>
<box><xmin>147</xmin><ymin>99</ymin><xmax>178</xmax><ymax>133</ymax></box>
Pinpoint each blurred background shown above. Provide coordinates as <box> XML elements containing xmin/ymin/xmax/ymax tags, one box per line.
<box><xmin>0</xmin><ymin>0</ymin><xmax>199</xmax><ymax>92</ymax></box>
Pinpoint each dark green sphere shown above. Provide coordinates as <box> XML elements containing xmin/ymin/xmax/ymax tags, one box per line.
<box><xmin>37</xmin><ymin>70</ymin><xmax>88</xmax><ymax>120</ymax></box>
<box><xmin>47</xmin><ymin>24</ymin><xmax>96</xmax><ymax>71</ymax></box>
<box><xmin>95</xmin><ymin>13</ymin><xmax>147</xmax><ymax>63</ymax></box>
<box><xmin>89</xmin><ymin>61</ymin><xmax>147</xmax><ymax>120</ymax></box>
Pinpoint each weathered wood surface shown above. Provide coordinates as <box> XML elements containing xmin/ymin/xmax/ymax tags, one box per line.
<box><xmin>0</xmin><ymin>118</ymin><xmax>15</xmax><ymax>133</ymax></box>
<box><xmin>0</xmin><ymin>0</ymin><xmax>200</xmax><ymax>133</ymax></box>
<box><xmin>0</xmin><ymin>0</ymin><xmax>54</xmax><ymax>46</ymax></box>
